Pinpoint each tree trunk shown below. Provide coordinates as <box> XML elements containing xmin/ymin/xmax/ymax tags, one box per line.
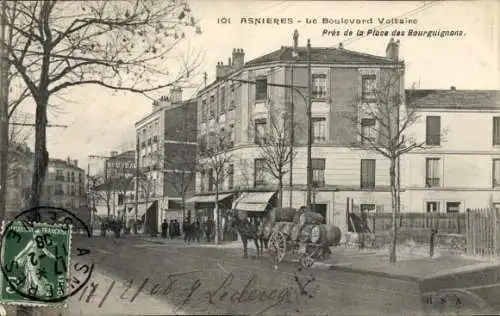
<box><xmin>389</xmin><ymin>157</ymin><xmax>397</xmax><ymax>264</ymax></box>
<box><xmin>106</xmin><ymin>193</ymin><xmax>111</xmax><ymax>220</ymax></box>
<box><xmin>29</xmin><ymin>97</ymin><xmax>49</xmax><ymax>222</ymax></box>
<box><xmin>214</xmin><ymin>187</ymin><xmax>220</xmax><ymax>244</ymax></box>
<box><xmin>181</xmin><ymin>194</ymin><xmax>186</xmax><ymax>223</ymax></box>
<box><xmin>278</xmin><ymin>176</ymin><xmax>283</xmax><ymax>208</ymax></box>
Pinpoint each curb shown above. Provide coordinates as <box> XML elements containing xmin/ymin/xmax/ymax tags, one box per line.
<box><xmin>328</xmin><ymin>264</ymin><xmax>421</xmax><ymax>282</ymax></box>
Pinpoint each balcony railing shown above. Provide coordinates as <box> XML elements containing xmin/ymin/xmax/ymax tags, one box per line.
<box><xmin>426</xmin><ymin>178</ymin><xmax>441</xmax><ymax>188</ymax></box>
<box><xmin>360</xmin><ymin>181</ymin><xmax>375</xmax><ymax>190</ymax></box>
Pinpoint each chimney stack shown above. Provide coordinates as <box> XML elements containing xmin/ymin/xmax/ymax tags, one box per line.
<box><xmin>170</xmin><ymin>86</ymin><xmax>183</xmax><ymax>103</ymax></box>
<box><xmin>338</xmin><ymin>42</ymin><xmax>343</xmax><ymax>49</ymax></box>
<box><xmin>385</xmin><ymin>38</ymin><xmax>400</xmax><ymax>61</ymax></box>
<box><xmin>73</xmin><ymin>160</ymin><xmax>78</xmax><ymax>167</ymax></box>
<box><xmin>232</xmin><ymin>48</ymin><xmax>245</xmax><ymax>69</ymax></box>
<box><xmin>450</xmin><ymin>86</ymin><xmax>456</xmax><ymax>91</ymax></box>
<box><xmin>111</xmin><ymin>151</ymin><xmax>118</xmax><ymax>157</ymax></box>
<box><xmin>293</xmin><ymin>29</ymin><xmax>299</xmax><ymax>57</ymax></box>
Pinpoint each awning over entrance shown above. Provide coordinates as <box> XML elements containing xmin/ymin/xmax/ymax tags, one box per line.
<box><xmin>131</xmin><ymin>202</ymin><xmax>154</xmax><ymax>219</ymax></box>
<box><xmin>233</xmin><ymin>191</ymin><xmax>276</xmax><ymax>213</ymax></box>
<box><xmin>185</xmin><ymin>193</ymin><xmax>233</xmax><ymax>204</ymax></box>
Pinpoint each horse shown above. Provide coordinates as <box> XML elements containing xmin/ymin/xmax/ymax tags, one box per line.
<box><xmin>228</xmin><ymin>214</ymin><xmax>268</xmax><ymax>258</ymax></box>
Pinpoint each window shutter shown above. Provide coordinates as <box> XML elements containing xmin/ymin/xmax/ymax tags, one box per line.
<box><xmin>494</xmin><ymin>117</ymin><xmax>500</xmax><ymax>145</ymax></box>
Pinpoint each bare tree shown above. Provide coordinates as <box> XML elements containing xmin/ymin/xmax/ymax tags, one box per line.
<box><xmin>350</xmin><ymin>69</ymin><xmax>428</xmax><ymax>263</ymax></box>
<box><xmin>251</xmin><ymin>103</ymin><xmax>297</xmax><ymax>207</ymax></box>
<box><xmin>198</xmin><ymin>129</ymin><xmax>233</xmax><ymax>244</ymax></box>
<box><xmin>3</xmin><ymin>0</ymin><xmax>203</xmax><ymax>217</ymax></box>
<box><xmin>6</xmin><ymin>112</ymin><xmax>32</xmax><ymax>181</ymax></box>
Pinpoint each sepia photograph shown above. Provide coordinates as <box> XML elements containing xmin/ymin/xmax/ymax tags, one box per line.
<box><xmin>0</xmin><ymin>0</ymin><xmax>499</xmax><ymax>315</ymax></box>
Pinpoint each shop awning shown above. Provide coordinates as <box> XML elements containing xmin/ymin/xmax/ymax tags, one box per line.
<box><xmin>130</xmin><ymin>202</ymin><xmax>154</xmax><ymax>218</ymax></box>
<box><xmin>233</xmin><ymin>191</ymin><xmax>276</xmax><ymax>213</ymax></box>
<box><xmin>185</xmin><ymin>193</ymin><xmax>233</xmax><ymax>204</ymax></box>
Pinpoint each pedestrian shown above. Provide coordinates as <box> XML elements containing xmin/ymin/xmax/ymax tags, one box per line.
<box><xmin>194</xmin><ymin>219</ymin><xmax>201</xmax><ymax>242</ymax></box>
<box><xmin>174</xmin><ymin>219</ymin><xmax>180</xmax><ymax>237</ymax></box>
<box><xmin>183</xmin><ymin>220</ymin><xmax>191</xmax><ymax>243</ymax></box>
<box><xmin>169</xmin><ymin>220</ymin><xmax>175</xmax><ymax>239</ymax></box>
<box><xmin>161</xmin><ymin>220</ymin><xmax>168</xmax><ymax>239</ymax></box>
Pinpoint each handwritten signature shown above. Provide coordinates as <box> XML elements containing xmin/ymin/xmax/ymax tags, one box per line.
<box><xmin>77</xmin><ymin>268</ymin><xmax>319</xmax><ymax>312</ymax></box>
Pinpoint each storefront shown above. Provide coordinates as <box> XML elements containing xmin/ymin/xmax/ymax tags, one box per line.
<box><xmin>232</xmin><ymin>191</ymin><xmax>277</xmax><ymax>225</ymax></box>
<box><xmin>186</xmin><ymin>193</ymin><xmax>235</xmax><ymax>240</ymax></box>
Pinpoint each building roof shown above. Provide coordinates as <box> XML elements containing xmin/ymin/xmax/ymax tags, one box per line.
<box><xmin>49</xmin><ymin>158</ymin><xmax>84</xmax><ymax>171</ymax></box>
<box><xmin>108</xmin><ymin>150</ymin><xmax>135</xmax><ymax>161</ymax></box>
<box><xmin>245</xmin><ymin>46</ymin><xmax>401</xmax><ymax>66</ymax></box>
<box><xmin>406</xmin><ymin>89</ymin><xmax>500</xmax><ymax>110</ymax></box>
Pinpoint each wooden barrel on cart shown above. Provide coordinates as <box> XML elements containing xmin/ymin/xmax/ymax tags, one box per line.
<box><xmin>310</xmin><ymin>224</ymin><xmax>341</xmax><ymax>246</ymax></box>
<box><xmin>267</xmin><ymin>207</ymin><xmax>297</xmax><ymax>222</ymax></box>
<box><xmin>299</xmin><ymin>225</ymin><xmax>315</xmax><ymax>243</ymax></box>
<box><xmin>279</xmin><ymin>222</ymin><xmax>295</xmax><ymax>237</ymax></box>
<box><xmin>292</xmin><ymin>206</ymin><xmax>309</xmax><ymax>224</ymax></box>
<box><xmin>290</xmin><ymin>224</ymin><xmax>303</xmax><ymax>241</ymax></box>
<box><xmin>299</xmin><ymin>211</ymin><xmax>325</xmax><ymax>226</ymax></box>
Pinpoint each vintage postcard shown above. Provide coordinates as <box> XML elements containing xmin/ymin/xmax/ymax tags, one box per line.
<box><xmin>0</xmin><ymin>0</ymin><xmax>499</xmax><ymax>315</ymax></box>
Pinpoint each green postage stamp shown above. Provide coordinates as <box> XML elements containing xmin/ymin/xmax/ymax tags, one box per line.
<box><xmin>0</xmin><ymin>220</ymin><xmax>72</xmax><ymax>306</ymax></box>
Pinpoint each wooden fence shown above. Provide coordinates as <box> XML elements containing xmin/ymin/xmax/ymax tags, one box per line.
<box><xmin>349</xmin><ymin>212</ymin><xmax>466</xmax><ymax>234</ymax></box>
<box><xmin>466</xmin><ymin>208</ymin><xmax>500</xmax><ymax>257</ymax></box>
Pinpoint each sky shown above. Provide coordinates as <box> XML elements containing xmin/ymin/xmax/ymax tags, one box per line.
<box><xmin>13</xmin><ymin>0</ymin><xmax>500</xmax><ymax>175</ymax></box>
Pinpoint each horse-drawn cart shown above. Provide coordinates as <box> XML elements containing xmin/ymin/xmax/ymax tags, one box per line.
<box><xmin>262</xmin><ymin>208</ymin><xmax>341</xmax><ymax>269</ymax></box>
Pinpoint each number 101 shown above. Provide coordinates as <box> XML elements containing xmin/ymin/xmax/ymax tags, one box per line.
<box><xmin>217</xmin><ymin>17</ymin><xmax>231</xmax><ymax>24</ymax></box>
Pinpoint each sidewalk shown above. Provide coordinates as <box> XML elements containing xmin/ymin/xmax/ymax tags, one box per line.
<box><xmin>3</xmin><ymin>268</ymin><xmax>182</xmax><ymax>316</ymax></box>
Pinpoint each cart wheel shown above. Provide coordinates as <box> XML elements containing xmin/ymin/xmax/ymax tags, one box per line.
<box><xmin>268</xmin><ymin>231</ymin><xmax>286</xmax><ymax>266</ymax></box>
<box><xmin>299</xmin><ymin>254</ymin><xmax>314</xmax><ymax>268</ymax></box>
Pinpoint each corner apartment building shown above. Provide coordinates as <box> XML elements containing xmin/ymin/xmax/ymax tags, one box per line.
<box><xmin>192</xmin><ymin>31</ymin><xmax>404</xmax><ymax>233</ymax></box>
<box><xmin>404</xmin><ymin>89</ymin><xmax>500</xmax><ymax>213</ymax></box>
<box><xmin>135</xmin><ymin>87</ymin><xmax>198</xmax><ymax>232</ymax></box>
<box><xmin>42</xmin><ymin>157</ymin><xmax>86</xmax><ymax>210</ymax></box>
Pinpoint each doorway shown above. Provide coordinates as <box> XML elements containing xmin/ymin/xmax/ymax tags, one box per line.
<box><xmin>312</xmin><ymin>203</ymin><xmax>327</xmax><ymax>221</ymax></box>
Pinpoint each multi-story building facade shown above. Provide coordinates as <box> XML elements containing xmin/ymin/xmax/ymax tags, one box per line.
<box><xmin>42</xmin><ymin>157</ymin><xmax>86</xmax><ymax>210</ymax></box>
<box><xmin>135</xmin><ymin>87</ymin><xmax>198</xmax><ymax>232</ymax></box>
<box><xmin>192</xmin><ymin>31</ymin><xmax>404</xmax><ymax>233</ymax></box>
<box><xmin>5</xmin><ymin>142</ymin><xmax>33</xmax><ymax>219</ymax></box>
<box><xmin>93</xmin><ymin>150</ymin><xmax>136</xmax><ymax>221</ymax></box>
<box><xmin>404</xmin><ymin>89</ymin><xmax>500</xmax><ymax>213</ymax></box>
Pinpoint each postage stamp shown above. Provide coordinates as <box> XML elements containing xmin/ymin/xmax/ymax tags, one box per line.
<box><xmin>0</xmin><ymin>220</ymin><xmax>72</xmax><ymax>307</ymax></box>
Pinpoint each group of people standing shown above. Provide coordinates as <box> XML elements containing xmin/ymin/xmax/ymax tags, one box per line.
<box><xmin>183</xmin><ymin>218</ymin><xmax>216</xmax><ymax>243</ymax></box>
<box><xmin>160</xmin><ymin>219</ymin><xmax>181</xmax><ymax>239</ymax></box>
<box><xmin>160</xmin><ymin>217</ymin><xmax>216</xmax><ymax>243</ymax></box>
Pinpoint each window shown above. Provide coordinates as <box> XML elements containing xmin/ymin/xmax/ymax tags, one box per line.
<box><xmin>210</xmin><ymin>95</ymin><xmax>215</xmax><ymax>103</ymax></box>
<box><xmin>426</xmin><ymin>116</ymin><xmax>441</xmax><ymax>146</ymax></box>
<box><xmin>494</xmin><ymin>117</ymin><xmax>500</xmax><ymax>145</ymax></box>
<box><xmin>361</xmin><ymin>75</ymin><xmax>376</xmax><ymax>100</ymax></box>
<box><xmin>312</xmin><ymin>158</ymin><xmax>326</xmax><ymax>188</ymax></box>
<box><xmin>361</xmin><ymin>118</ymin><xmax>376</xmax><ymax>143</ymax></box>
<box><xmin>446</xmin><ymin>202</ymin><xmax>461</xmax><ymax>213</ymax></box>
<box><xmin>55</xmin><ymin>170</ymin><xmax>64</xmax><ymax>181</ymax></box>
<box><xmin>312</xmin><ymin>117</ymin><xmax>327</xmax><ymax>143</ymax></box>
<box><xmin>254</xmin><ymin>158</ymin><xmax>266</xmax><ymax>186</ymax></box>
<box><xmin>118</xmin><ymin>194</ymin><xmax>124</xmax><ymax>206</ymax></box>
<box><xmin>426</xmin><ymin>201</ymin><xmax>440</xmax><ymax>213</ymax></box>
<box><xmin>55</xmin><ymin>183</ymin><xmax>64</xmax><ymax>196</ymax></box>
<box><xmin>360</xmin><ymin>204</ymin><xmax>376</xmax><ymax>213</ymax></box>
<box><xmin>255</xmin><ymin>77</ymin><xmax>267</xmax><ymax>101</ymax></box>
<box><xmin>220</xmin><ymin>86</ymin><xmax>226</xmax><ymax>112</ymax></box>
<box><xmin>229</xmin><ymin>99</ymin><xmax>236</xmax><ymax>111</ymax></box>
<box><xmin>494</xmin><ymin>159</ymin><xmax>500</xmax><ymax>187</ymax></box>
<box><xmin>200</xmin><ymin>170</ymin><xmax>205</xmax><ymax>192</ymax></box>
<box><xmin>228</xmin><ymin>164</ymin><xmax>234</xmax><ymax>190</ymax></box>
<box><xmin>230</xmin><ymin>83</ymin><xmax>235</xmax><ymax>92</ymax></box>
<box><xmin>425</xmin><ymin>158</ymin><xmax>441</xmax><ymax>187</ymax></box>
<box><xmin>201</xmin><ymin>99</ymin><xmax>207</xmax><ymax>121</ymax></box>
<box><xmin>312</xmin><ymin>74</ymin><xmax>327</xmax><ymax>99</ymax></box>
<box><xmin>228</xmin><ymin>124</ymin><xmax>235</xmax><ymax>147</ymax></box>
<box><xmin>254</xmin><ymin>120</ymin><xmax>267</xmax><ymax>145</ymax></box>
<box><xmin>208</xmin><ymin>169</ymin><xmax>214</xmax><ymax>191</ymax></box>
<box><xmin>360</xmin><ymin>159</ymin><xmax>375</xmax><ymax>189</ymax></box>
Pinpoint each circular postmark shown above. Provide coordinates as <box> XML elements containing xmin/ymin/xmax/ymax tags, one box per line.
<box><xmin>0</xmin><ymin>206</ymin><xmax>95</xmax><ymax>303</ymax></box>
